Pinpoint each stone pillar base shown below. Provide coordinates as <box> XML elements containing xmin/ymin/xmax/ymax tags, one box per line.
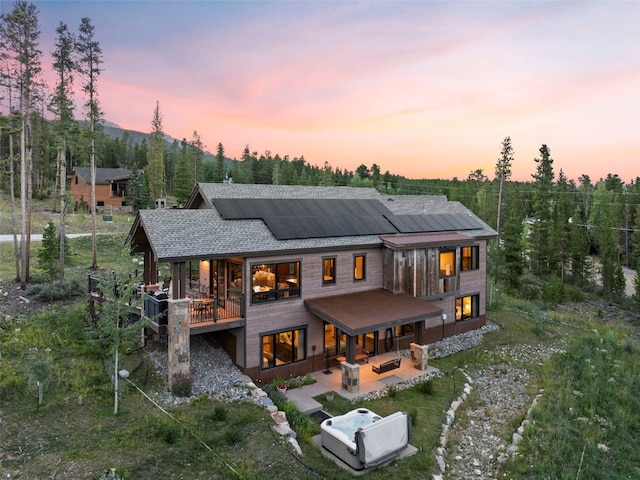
<box><xmin>410</xmin><ymin>343</ymin><xmax>429</xmax><ymax>370</ymax></box>
<box><xmin>341</xmin><ymin>362</ymin><xmax>360</xmax><ymax>393</ymax></box>
<box><xmin>168</xmin><ymin>298</ymin><xmax>190</xmax><ymax>387</ymax></box>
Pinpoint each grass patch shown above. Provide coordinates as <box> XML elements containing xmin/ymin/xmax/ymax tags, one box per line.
<box><xmin>504</xmin><ymin>327</ymin><xmax>640</xmax><ymax>479</ymax></box>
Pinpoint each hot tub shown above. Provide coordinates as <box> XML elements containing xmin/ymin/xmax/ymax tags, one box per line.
<box><xmin>320</xmin><ymin>408</ymin><xmax>411</xmax><ymax>470</ymax></box>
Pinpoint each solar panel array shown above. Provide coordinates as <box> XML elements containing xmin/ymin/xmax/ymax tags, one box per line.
<box><xmin>212</xmin><ymin>198</ymin><xmax>483</xmax><ymax>240</ymax></box>
<box><xmin>386</xmin><ymin>213</ymin><xmax>482</xmax><ymax>233</ymax></box>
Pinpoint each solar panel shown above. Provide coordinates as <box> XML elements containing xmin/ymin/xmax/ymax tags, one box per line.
<box><xmin>212</xmin><ymin>198</ymin><xmax>483</xmax><ymax>240</ymax></box>
<box><xmin>386</xmin><ymin>214</ymin><xmax>482</xmax><ymax>233</ymax></box>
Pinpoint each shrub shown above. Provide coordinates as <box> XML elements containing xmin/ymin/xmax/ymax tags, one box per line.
<box><xmin>26</xmin><ymin>277</ymin><xmax>84</xmax><ymax>302</ymax></box>
<box><xmin>417</xmin><ymin>379</ymin><xmax>434</xmax><ymax>395</ymax></box>
<box><xmin>541</xmin><ymin>275</ymin><xmax>564</xmax><ymax>306</ymax></box>
<box><xmin>565</xmin><ymin>284</ymin><xmax>584</xmax><ymax>302</ymax></box>
<box><xmin>519</xmin><ymin>276</ymin><xmax>541</xmax><ymax>301</ymax></box>
<box><xmin>224</xmin><ymin>428</ymin><xmax>243</xmax><ymax>445</ymax></box>
<box><xmin>211</xmin><ymin>405</ymin><xmax>228</xmax><ymax>422</ymax></box>
<box><xmin>170</xmin><ymin>373</ymin><xmax>193</xmax><ymax>397</ymax></box>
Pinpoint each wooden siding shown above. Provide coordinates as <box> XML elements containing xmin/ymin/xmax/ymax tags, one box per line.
<box><xmin>69</xmin><ymin>173</ymin><xmax>128</xmax><ymax>208</ymax></box>
<box><xmin>243</xmin><ymin>247</ymin><xmax>383</xmax><ymax>380</ymax></box>
<box><xmin>212</xmin><ymin>240</ymin><xmax>488</xmax><ymax>384</ymax></box>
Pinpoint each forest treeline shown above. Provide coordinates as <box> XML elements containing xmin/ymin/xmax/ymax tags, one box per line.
<box><xmin>1</xmin><ymin>1</ymin><xmax>640</xmax><ymax>308</ymax></box>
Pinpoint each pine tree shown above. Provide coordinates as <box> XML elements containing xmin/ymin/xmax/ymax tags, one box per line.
<box><xmin>128</xmin><ymin>171</ymin><xmax>153</xmax><ymax>213</ymax></box>
<box><xmin>495</xmin><ymin>136</ymin><xmax>513</xmax><ymax>235</ymax></box>
<box><xmin>501</xmin><ymin>191</ymin><xmax>524</xmax><ymax>290</ymax></box>
<box><xmin>49</xmin><ymin>21</ymin><xmax>76</xmax><ymax>282</ymax></box>
<box><xmin>1</xmin><ymin>1</ymin><xmax>43</xmax><ymax>288</ymax></box>
<box><xmin>530</xmin><ymin>144</ymin><xmax>555</xmax><ymax>275</ymax></box>
<box><xmin>630</xmin><ymin>207</ymin><xmax>640</xmax><ymax>270</ymax></box>
<box><xmin>550</xmin><ymin>170</ymin><xmax>573</xmax><ymax>281</ymax></box>
<box><xmin>37</xmin><ymin>220</ymin><xmax>59</xmax><ymax>301</ymax></box>
<box><xmin>569</xmin><ymin>205</ymin><xmax>590</xmax><ymax>287</ymax></box>
<box><xmin>85</xmin><ymin>267</ymin><xmax>146</xmax><ymax>414</ymax></box>
<box><xmin>145</xmin><ymin>101</ymin><xmax>165</xmax><ymax>203</ymax></box>
<box><xmin>214</xmin><ymin>142</ymin><xmax>225</xmax><ymax>182</ymax></box>
<box><xmin>172</xmin><ymin>138</ymin><xmax>194</xmax><ymax>205</ymax></box>
<box><xmin>76</xmin><ymin>17</ymin><xmax>103</xmax><ymax>269</ymax></box>
<box><xmin>190</xmin><ymin>130</ymin><xmax>203</xmax><ymax>185</ymax></box>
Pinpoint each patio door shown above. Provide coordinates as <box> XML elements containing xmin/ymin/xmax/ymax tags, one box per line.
<box><xmin>324</xmin><ymin>324</ymin><xmax>377</xmax><ymax>358</ymax></box>
<box><xmin>323</xmin><ymin>323</ymin><xmax>346</xmax><ymax>357</ymax></box>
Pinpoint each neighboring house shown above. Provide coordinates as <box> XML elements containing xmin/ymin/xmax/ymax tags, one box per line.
<box><xmin>126</xmin><ymin>184</ymin><xmax>497</xmax><ymax>391</ymax></box>
<box><xmin>69</xmin><ymin>167</ymin><xmax>133</xmax><ymax>209</ymax></box>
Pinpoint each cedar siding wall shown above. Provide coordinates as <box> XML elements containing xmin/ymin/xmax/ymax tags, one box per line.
<box><xmin>243</xmin><ymin>247</ymin><xmax>382</xmax><ymax>383</ymax></box>
<box><xmin>383</xmin><ymin>240</ymin><xmax>488</xmax><ymax>343</ymax></box>
<box><xmin>383</xmin><ymin>245</ymin><xmax>462</xmax><ymax>298</ymax></box>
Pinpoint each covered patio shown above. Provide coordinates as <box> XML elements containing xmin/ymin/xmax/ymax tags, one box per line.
<box><xmin>304</xmin><ymin>289</ymin><xmax>442</xmax><ymax>393</ymax></box>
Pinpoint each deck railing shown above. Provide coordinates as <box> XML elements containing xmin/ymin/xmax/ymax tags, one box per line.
<box><xmin>141</xmin><ymin>292</ymin><xmax>244</xmax><ymax>326</ymax></box>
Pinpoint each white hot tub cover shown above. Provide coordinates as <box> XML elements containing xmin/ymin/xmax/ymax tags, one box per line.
<box><xmin>355</xmin><ymin>411</ymin><xmax>411</xmax><ymax>468</ymax></box>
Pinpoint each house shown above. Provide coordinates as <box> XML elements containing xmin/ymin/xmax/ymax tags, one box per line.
<box><xmin>69</xmin><ymin>167</ymin><xmax>133</xmax><ymax>209</ymax></box>
<box><xmin>126</xmin><ymin>184</ymin><xmax>497</xmax><ymax>392</ymax></box>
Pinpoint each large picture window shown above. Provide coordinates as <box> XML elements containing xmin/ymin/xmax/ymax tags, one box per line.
<box><xmin>261</xmin><ymin>328</ymin><xmax>306</xmax><ymax>369</ymax></box>
<box><xmin>251</xmin><ymin>261</ymin><xmax>300</xmax><ymax>303</ymax></box>
<box><xmin>455</xmin><ymin>294</ymin><xmax>479</xmax><ymax>321</ymax></box>
<box><xmin>323</xmin><ymin>257</ymin><xmax>336</xmax><ymax>285</ymax></box>
<box><xmin>461</xmin><ymin>246</ymin><xmax>479</xmax><ymax>271</ymax></box>
<box><xmin>440</xmin><ymin>250</ymin><xmax>456</xmax><ymax>277</ymax></box>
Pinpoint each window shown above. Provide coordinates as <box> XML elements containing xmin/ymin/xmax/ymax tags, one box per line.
<box><xmin>261</xmin><ymin>328</ymin><xmax>306</xmax><ymax>369</ymax></box>
<box><xmin>251</xmin><ymin>261</ymin><xmax>300</xmax><ymax>303</ymax></box>
<box><xmin>440</xmin><ymin>250</ymin><xmax>456</xmax><ymax>277</ymax></box>
<box><xmin>394</xmin><ymin>324</ymin><xmax>414</xmax><ymax>337</ymax></box>
<box><xmin>461</xmin><ymin>246</ymin><xmax>479</xmax><ymax>271</ymax></box>
<box><xmin>186</xmin><ymin>260</ymin><xmax>200</xmax><ymax>290</ymax></box>
<box><xmin>353</xmin><ymin>254</ymin><xmax>366</xmax><ymax>281</ymax></box>
<box><xmin>323</xmin><ymin>257</ymin><xmax>336</xmax><ymax>285</ymax></box>
<box><xmin>97</xmin><ymin>201</ymin><xmax>105</xmax><ymax>207</ymax></box>
<box><xmin>455</xmin><ymin>294</ymin><xmax>479</xmax><ymax>321</ymax></box>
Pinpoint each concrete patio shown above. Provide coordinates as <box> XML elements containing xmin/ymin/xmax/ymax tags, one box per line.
<box><xmin>285</xmin><ymin>351</ymin><xmax>439</xmax><ymax>414</ymax></box>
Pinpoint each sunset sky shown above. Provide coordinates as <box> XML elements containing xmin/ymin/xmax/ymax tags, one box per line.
<box><xmin>17</xmin><ymin>1</ymin><xmax>640</xmax><ymax>183</ymax></box>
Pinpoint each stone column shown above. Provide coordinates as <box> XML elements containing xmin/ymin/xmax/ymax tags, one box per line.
<box><xmin>167</xmin><ymin>298</ymin><xmax>190</xmax><ymax>387</ymax></box>
<box><xmin>410</xmin><ymin>343</ymin><xmax>429</xmax><ymax>371</ymax></box>
<box><xmin>341</xmin><ymin>361</ymin><xmax>360</xmax><ymax>393</ymax></box>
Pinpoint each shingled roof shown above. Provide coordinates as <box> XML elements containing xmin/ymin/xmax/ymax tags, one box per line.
<box><xmin>72</xmin><ymin>167</ymin><xmax>133</xmax><ymax>184</ymax></box>
<box><xmin>128</xmin><ymin>184</ymin><xmax>497</xmax><ymax>262</ymax></box>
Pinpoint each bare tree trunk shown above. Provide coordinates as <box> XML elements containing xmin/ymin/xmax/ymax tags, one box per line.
<box><xmin>52</xmin><ymin>154</ymin><xmax>60</xmax><ymax>213</ymax></box>
<box><xmin>20</xmin><ymin>117</ymin><xmax>28</xmax><ymax>289</ymax></box>
<box><xmin>25</xmin><ymin>120</ymin><xmax>33</xmax><ymax>286</ymax></box>
<box><xmin>9</xmin><ymin>127</ymin><xmax>21</xmax><ymax>282</ymax></box>
<box><xmin>91</xmin><ymin>136</ymin><xmax>98</xmax><ymax>269</ymax></box>
<box><xmin>59</xmin><ymin>139</ymin><xmax>67</xmax><ymax>282</ymax></box>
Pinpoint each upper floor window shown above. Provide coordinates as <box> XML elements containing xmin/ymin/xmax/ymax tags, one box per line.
<box><xmin>261</xmin><ymin>327</ymin><xmax>306</xmax><ymax>369</ymax></box>
<box><xmin>461</xmin><ymin>246</ymin><xmax>479</xmax><ymax>271</ymax></box>
<box><xmin>439</xmin><ymin>250</ymin><xmax>456</xmax><ymax>277</ymax></box>
<box><xmin>323</xmin><ymin>257</ymin><xmax>336</xmax><ymax>285</ymax></box>
<box><xmin>353</xmin><ymin>254</ymin><xmax>366</xmax><ymax>281</ymax></box>
<box><xmin>251</xmin><ymin>261</ymin><xmax>300</xmax><ymax>303</ymax></box>
<box><xmin>455</xmin><ymin>294</ymin><xmax>479</xmax><ymax>321</ymax></box>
